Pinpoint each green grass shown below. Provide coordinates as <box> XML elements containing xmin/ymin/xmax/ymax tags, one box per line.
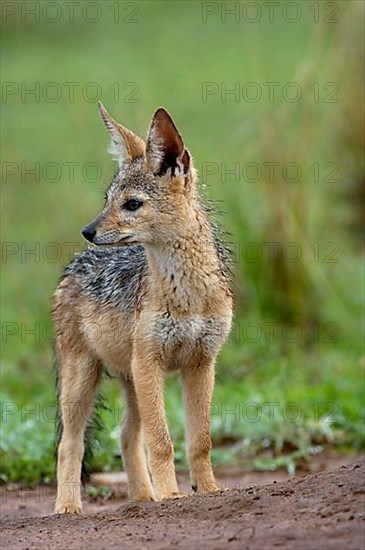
<box><xmin>1</xmin><ymin>1</ymin><xmax>364</xmax><ymax>485</ymax></box>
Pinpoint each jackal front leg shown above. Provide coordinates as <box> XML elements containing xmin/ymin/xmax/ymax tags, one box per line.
<box><xmin>55</xmin><ymin>352</ymin><xmax>102</xmax><ymax>514</ymax></box>
<box><xmin>182</xmin><ymin>359</ymin><xmax>219</xmax><ymax>494</ymax></box>
<box><xmin>131</xmin><ymin>353</ymin><xmax>179</xmax><ymax>501</ymax></box>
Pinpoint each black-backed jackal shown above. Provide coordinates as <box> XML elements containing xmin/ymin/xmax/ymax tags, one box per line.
<box><xmin>54</xmin><ymin>104</ymin><xmax>233</xmax><ymax>513</ymax></box>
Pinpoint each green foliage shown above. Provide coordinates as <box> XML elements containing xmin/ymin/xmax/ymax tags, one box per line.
<box><xmin>0</xmin><ymin>389</ymin><xmax>55</xmax><ymax>485</ymax></box>
<box><xmin>1</xmin><ymin>1</ymin><xmax>364</xmax><ymax>485</ymax></box>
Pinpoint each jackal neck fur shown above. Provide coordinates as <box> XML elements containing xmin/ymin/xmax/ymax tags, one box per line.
<box><xmin>145</xmin><ymin>207</ymin><xmax>229</xmax><ymax>317</ymax></box>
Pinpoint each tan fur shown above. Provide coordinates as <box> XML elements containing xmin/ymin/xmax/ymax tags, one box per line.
<box><xmin>54</xmin><ymin>105</ymin><xmax>233</xmax><ymax>513</ymax></box>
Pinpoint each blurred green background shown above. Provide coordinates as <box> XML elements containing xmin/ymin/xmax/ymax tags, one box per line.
<box><xmin>1</xmin><ymin>0</ymin><xmax>364</xmax><ymax>485</ymax></box>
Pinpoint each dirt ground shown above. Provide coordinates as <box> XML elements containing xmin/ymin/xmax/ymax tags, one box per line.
<box><xmin>1</xmin><ymin>456</ymin><xmax>364</xmax><ymax>550</ymax></box>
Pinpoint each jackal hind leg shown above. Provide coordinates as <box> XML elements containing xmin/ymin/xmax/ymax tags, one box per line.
<box><xmin>55</xmin><ymin>350</ymin><xmax>102</xmax><ymax>514</ymax></box>
<box><xmin>120</xmin><ymin>376</ymin><xmax>155</xmax><ymax>501</ymax></box>
<box><xmin>131</xmin><ymin>353</ymin><xmax>180</xmax><ymax>501</ymax></box>
<box><xmin>182</xmin><ymin>359</ymin><xmax>219</xmax><ymax>494</ymax></box>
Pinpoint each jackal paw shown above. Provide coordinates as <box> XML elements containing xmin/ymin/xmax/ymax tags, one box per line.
<box><xmin>161</xmin><ymin>491</ymin><xmax>186</xmax><ymax>500</ymax></box>
<box><xmin>54</xmin><ymin>502</ymin><xmax>82</xmax><ymax>514</ymax></box>
<box><xmin>192</xmin><ymin>481</ymin><xmax>219</xmax><ymax>494</ymax></box>
<box><xmin>131</xmin><ymin>492</ymin><xmax>156</xmax><ymax>503</ymax></box>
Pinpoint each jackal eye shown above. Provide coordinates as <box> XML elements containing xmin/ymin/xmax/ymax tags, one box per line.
<box><xmin>123</xmin><ymin>199</ymin><xmax>143</xmax><ymax>211</ymax></box>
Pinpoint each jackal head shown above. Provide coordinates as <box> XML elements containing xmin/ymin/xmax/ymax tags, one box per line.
<box><xmin>82</xmin><ymin>103</ymin><xmax>198</xmax><ymax>246</ymax></box>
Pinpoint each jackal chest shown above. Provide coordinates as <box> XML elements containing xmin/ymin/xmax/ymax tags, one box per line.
<box><xmin>146</xmin><ymin>313</ymin><xmax>232</xmax><ymax>369</ymax></box>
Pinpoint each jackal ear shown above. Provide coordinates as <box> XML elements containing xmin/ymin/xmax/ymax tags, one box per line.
<box><xmin>146</xmin><ymin>108</ymin><xmax>190</xmax><ymax>177</ymax></box>
<box><xmin>98</xmin><ymin>101</ymin><xmax>145</xmax><ymax>167</ymax></box>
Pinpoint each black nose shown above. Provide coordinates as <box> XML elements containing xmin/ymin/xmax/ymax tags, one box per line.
<box><xmin>82</xmin><ymin>226</ymin><xmax>96</xmax><ymax>243</ymax></box>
